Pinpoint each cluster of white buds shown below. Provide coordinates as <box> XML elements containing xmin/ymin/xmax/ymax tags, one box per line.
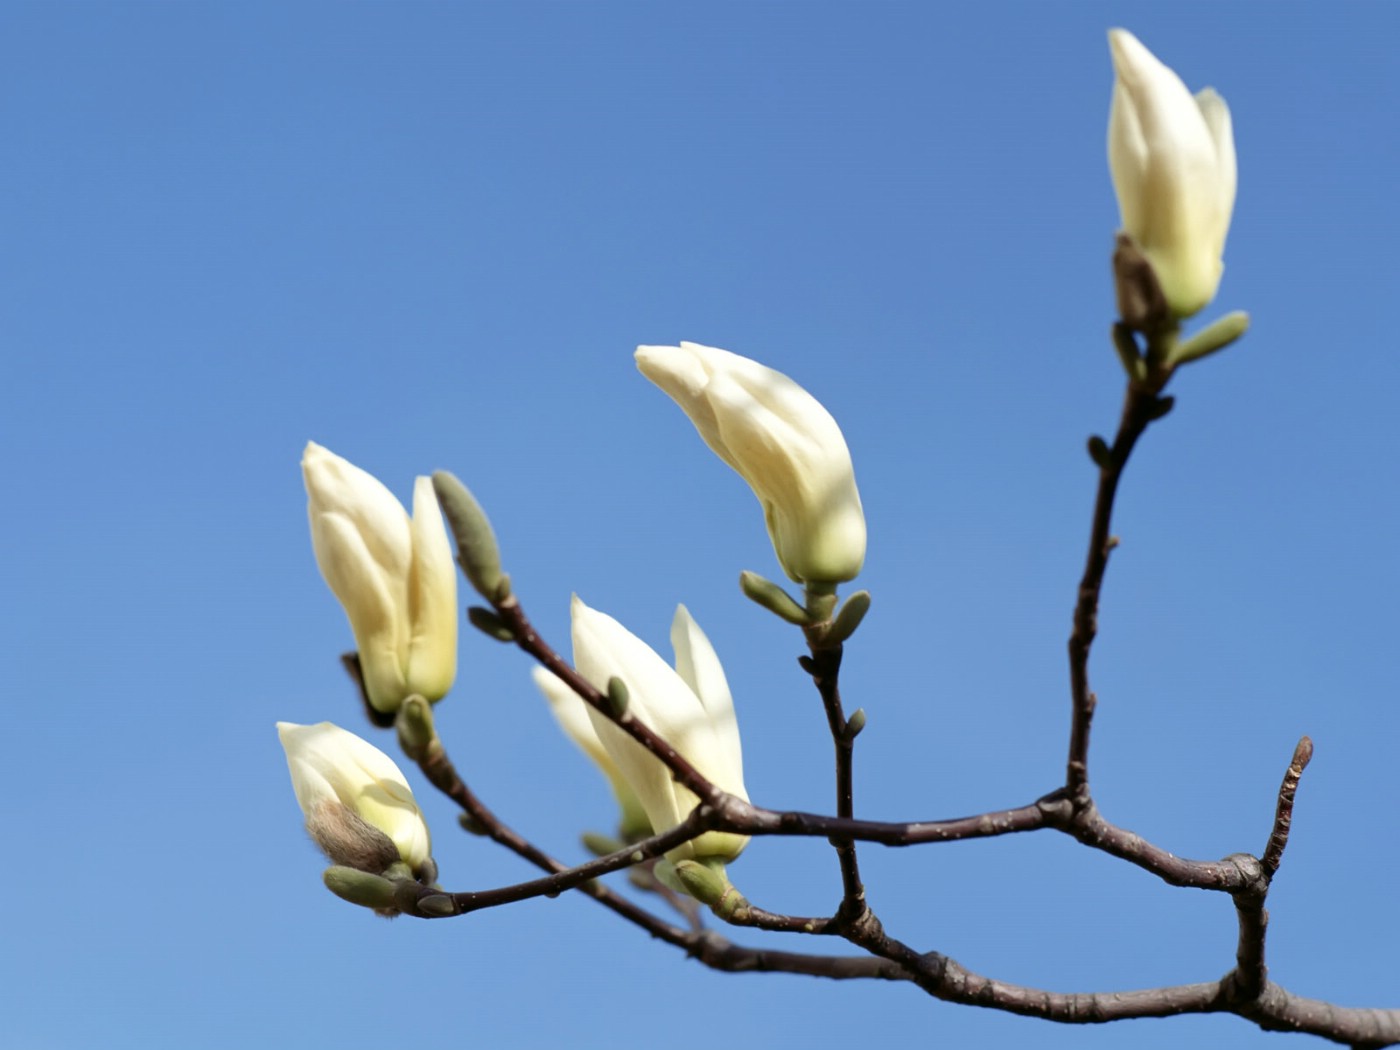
<box><xmin>278</xmin><ymin>26</ymin><xmax>1242</xmax><ymax>911</ymax></box>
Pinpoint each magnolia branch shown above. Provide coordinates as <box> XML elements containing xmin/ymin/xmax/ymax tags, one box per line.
<box><xmin>396</xmin><ymin>705</ymin><xmax>899</xmax><ymax>978</ymax></box>
<box><xmin>397</xmin><ymin>711</ymin><xmax>1400</xmax><ymax>1047</ymax></box>
<box><xmin>327</xmin><ymin>312</ymin><xmax>1385</xmax><ymax>1046</ymax></box>
<box><xmin>275</xmin><ymin>24</ymin><xmax>1400</xmax><ymax>1048</ymax></box>
<box><xmin>382</xmin><ymin>358</ymin><xmax>1400</xmax><ymax>1046</ymax></box>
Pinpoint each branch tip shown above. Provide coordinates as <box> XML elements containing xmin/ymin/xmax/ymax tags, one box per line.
<box><xmin>1261</xmin><ymin>735</ymin><xmax>1315</xmax><ymax>880</ymax></box>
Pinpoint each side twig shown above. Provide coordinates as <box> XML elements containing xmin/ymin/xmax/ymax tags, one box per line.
<box><xmin>800</xmin><ymin>640</ymin><xmax>868</xmax><ymax>924</ymax></box>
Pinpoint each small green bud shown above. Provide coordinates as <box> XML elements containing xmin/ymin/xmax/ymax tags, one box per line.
<box><xmin>581</xmin><ymin>831</ymin><xmax>624</xmax><ymax>857</ymax></box>
<box><xmin>458</xmin><ymin>813</ymin><xmax>489</xmax><ymax>836</ymax></box>
<box><xmin>467</xmin><ymin>605</ymin><xmax>516</xmax><ymax>642</ymax></box>
<box><xmin>845</xmin><ymin>707</ymin><xmax>867</xmax><ymax>740</ymax></box>
<box><xmin>1167</xmin><ymin>311</ymin><xmax>1250</xmax><ymax>368</ymax></box>
<box><xmin>739</xmin><ymin>571</ymin><xmax>811</xmax><ymax>625</ymax></box>
<box><xmin>416</xmin><ymin>894</ymin><xmax>456</xmax><ymax>917</ymax></box>
<box><xmin>432</xmin><ymin>471</ymin><xmax>505</xmax><ymax>602</ymax></box>
<box><xmin>671</xmin><ymin>858</ymin><xmax>727</xmax><ymax>903</ymax></box>
<box><xmin>323</xmin><ymin>866</ymin><xmax>400</xmax><ymax>911</ymax></box>
<box><xmin>1087</xmin><ymin>435</ymin><xmax>1113</xmax><ymax>469</ymax></box>
<box><xmin>604</xmin><ymin>676</ymin><xmax>630</xmax><ymax>720</ymax></box>
<box><xmin>672</xmin><ymin>858</ymin><xmax>748</xmax><ymax>920</ymax></box>
<box><xmin>826</xmin><ymin>591</ymin><xmax>871</xmax><ymax>645</ymax></box>
<box><xmin>396</xmin><ymin>695</ymin><xmax>437</xmax><ymax>760</ymax></box>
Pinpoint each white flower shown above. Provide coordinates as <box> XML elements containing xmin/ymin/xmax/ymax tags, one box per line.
<box><xmin>277</xmin><ymin>721</ymin><xmax>433</xmax><ymax>876</ymax></box>
<box><xmin>635</xmin><ymin>342</ymin><xmax>866</xmax><ymax>586</ymax></box>
<box><xmin>569</xmin><ymin>595</ymin><xmax>749</xmax><ymax>863</ymax></box>
<box><xmin>1108</xmin><ymin>28</ymin><xmax>1236</xmax><ymax>319</ymax></box>
<box><xmin>532</xmin><ymin>667</ymin><xmax>651</xmax><ymax>839</ymax></box>
<box><xmin>302</xmin><ymin>442</ymin><xmax>458</xmax><ymax>713</ymax></box>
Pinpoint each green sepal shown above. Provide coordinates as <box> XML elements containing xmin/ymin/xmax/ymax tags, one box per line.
<box><xmin>395</xmin><ymin>695</ymin><xmax>437</xmax><ymax>760</ymax></box>
<box><xmin>432</xmin><ymin>471</ymin><xmax>507</xmax><ymax>602</ymax></box>
<box><xmin>467</xmin><ymin>605</ymin><xmax>516</xmax><ymax>642</ymax></box>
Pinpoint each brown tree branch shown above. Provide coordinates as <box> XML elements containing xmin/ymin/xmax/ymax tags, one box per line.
<box><xmin>387</xmin><ymin>362</ymin><xmax>1397</xmax><ymax>1045</ymax></box>
<box><xmin>1067</xmin><ymin>373</ymin><xmax>1167</xmax><ymax>799</ymax></box>
<box><xmin>398</xmin><ymin>714</ymin><xmax>894</xmax><ymax>979</ymax></box>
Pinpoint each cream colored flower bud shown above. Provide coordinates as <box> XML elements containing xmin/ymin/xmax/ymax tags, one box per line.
<box><xmin>277</xmin><ymin>721</ymin><xmax>433</xmax><ymax>876</ymax></box>
<box><xmin>635</xmin><ymin>343</ymin><xmax>865</xmax><ymax>586</ymax></box>
<box><xmin>302</xmin><ymin>442</ymin><xmax>458</xmax><ymax>713</ymax></box>
<box><xmin>569</xmin><ymin>596</ymin><xmax>749</xmax><ymax>864</ymax></box>
<box><xmin>1108</xmin><ymin>29</ymin><xmax>1236</xmax><ymax>319</ymax></box>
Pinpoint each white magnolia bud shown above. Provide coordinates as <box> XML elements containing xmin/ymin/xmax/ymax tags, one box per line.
<box><xmin>569</xmin><ymin>596</ymin><xmax>749</xmax><ymax>864</ymax></box>
<box><xmin>302</xmin><ymin>442</ymin><xmax>458</xmax><ymax>713</ymax></box>
<box><xmin>1108</xmin><ymin>29</ymin><xmax>1236</xmax><ymax>319</ymax></box>
<box><xmin>635</xmin><ymin>343</ymin><xmax>866</xmax><ymax>586</ymax></box>
<box><xmin>277</xmin><ymin>721</ymin><xmax>433</xmax><ymax>876</ymax></box>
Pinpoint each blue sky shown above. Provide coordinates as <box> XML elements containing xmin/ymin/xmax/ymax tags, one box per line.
<box><xmin>4</xmin><ymin>3</ymin><xmax>1399</xmax><ymax>1048</ymax></box>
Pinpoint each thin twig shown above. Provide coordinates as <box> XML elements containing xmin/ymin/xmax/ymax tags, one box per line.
<box><xmin>405</xmin><ymin>718</ymin><xmax>897</xmax><ymax>978</ymax></box>
<box><xmin>1262</xmin><ymin>736</ymin><xmax>1314</xmax><ymax>879</ymax></box>
<box><xmin>799</xmin><ymin>642</ymin><xmax>867</xmax><ymax>921</ymax></box>
<box><xmin>725</xmin><ymin>904</ymin><xmax>840</xmax><ymax>936</ymax></box>
<box><xmin>1226</xmin><ymin>852</ymin><xmax>1271</xmax><ymax>1002</ymax></box>
<box><xmin>1067</xmin><ymin>379</ymin><xmax>1164</xmax><ymax>798</ymax></box>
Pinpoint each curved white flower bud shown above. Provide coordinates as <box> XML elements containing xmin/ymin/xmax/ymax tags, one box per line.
<box><xmin>1108</xmin><ymin>29</ymin><xmax>1236</xmax><ymax>319</ymax></box>
<box><xmin>532</xmin><ymin>666</ymin><xmax>652</xmax><ymax>840</ymax></box>
<box><xmin>635</xmin><ymin>343</ymin><xmax>866</xmax><ymax>586</ymax></box>
<box><xmin>277</xmin><ymin>721</ymin><xmax>433</xmax><ymax>876</ymax></box>
<box><xmin>569</xmin><ymin>596</ymin><xmax>749</xmax><ymax>864</ymax></box>
<box><xmin>302</xmin><ymin>442</ymin><xmax>458</xmax><ymax>713</ymax></box>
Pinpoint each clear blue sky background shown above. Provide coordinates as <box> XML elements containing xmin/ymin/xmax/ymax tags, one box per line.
<box><xmin>4</xmin><ymin>3</ymin><xmax>1398</xmax><ymax>1048</ymax></box>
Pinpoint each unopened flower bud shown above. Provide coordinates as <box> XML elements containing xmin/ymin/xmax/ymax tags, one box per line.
<box><xmin>636</xmin><ymin>343</ymin><xmax>866</xmax><ymax>586</ymax></box>
<box><xmin>302</xmin><ymin>442</ymin><xmax>458</xmax><ymax>713</ymax></box>
<box><xmin>277</xmin><ymin>721</ymin><xmax>434</xmax><ymax>878</ymax></box>
<box><xmin>1108</xmin><ymin>29</ymin><xmax>1236</xmax><ymax>319</ymax></box>
<box><xmin>569</xmin><ymin>596</ymin><xmax>750</xmax><ymax>865</ymax></box>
